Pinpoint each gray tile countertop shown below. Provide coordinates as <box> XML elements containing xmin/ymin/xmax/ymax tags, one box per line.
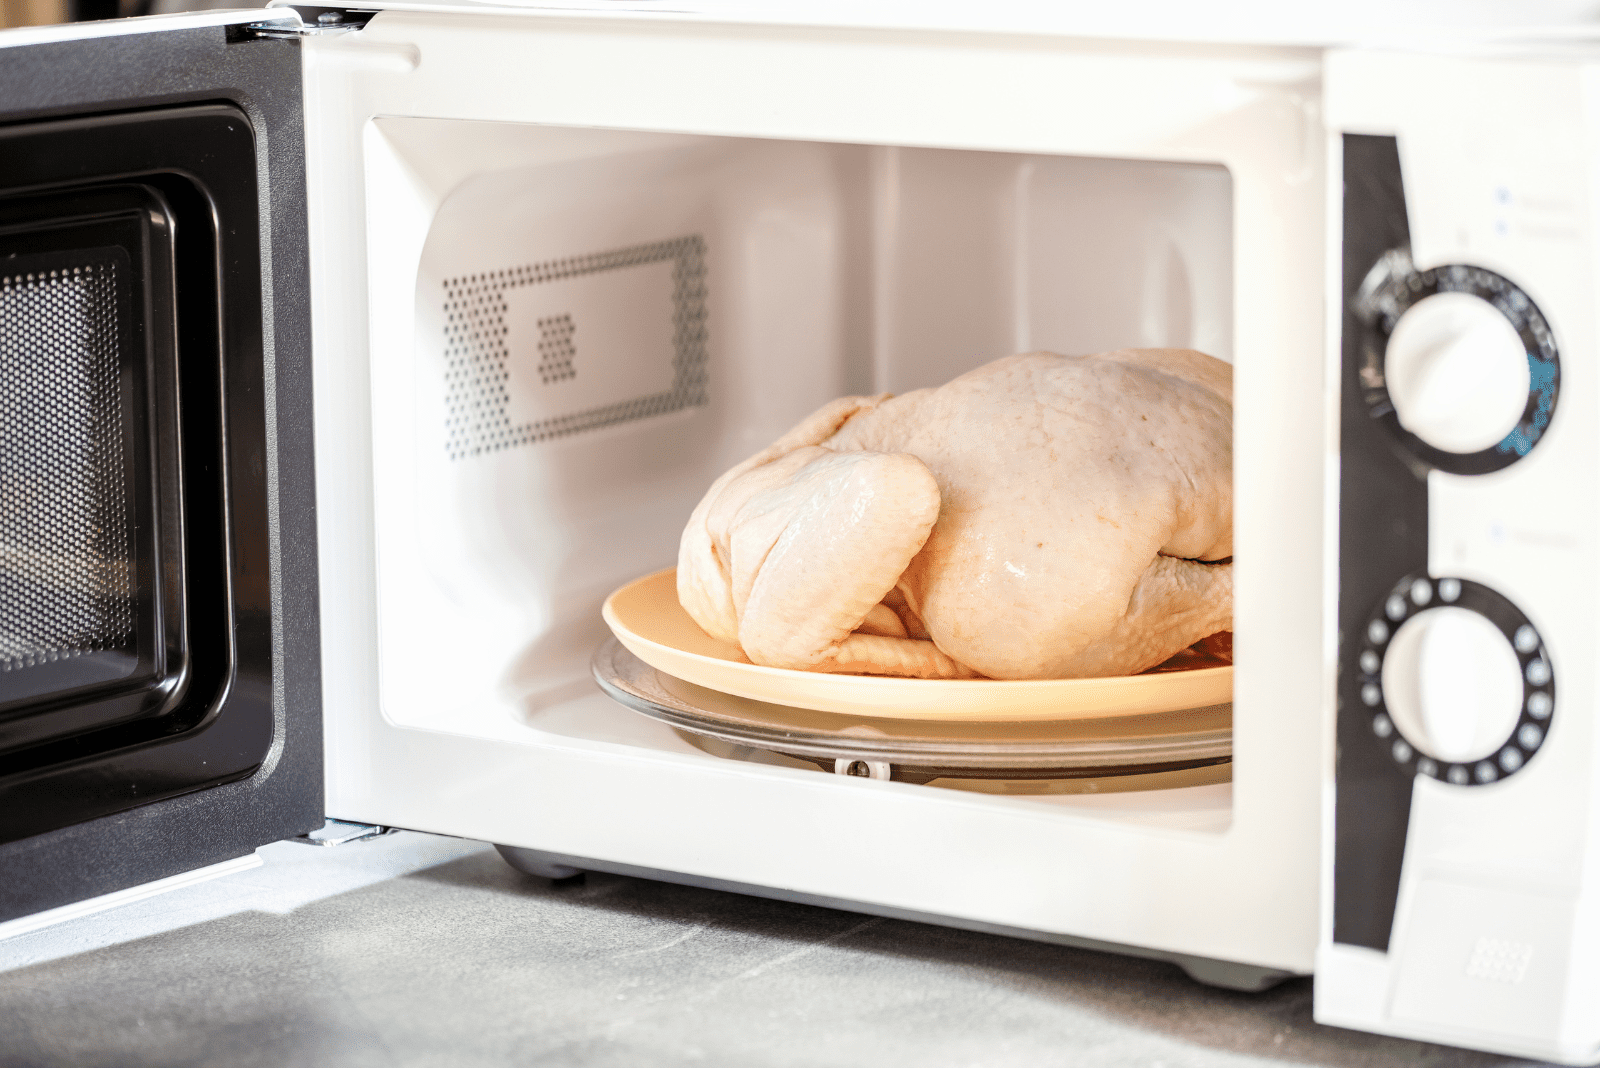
<box><xmin>0</xmin><ymin>832</ymin><xmax>1548</xmax><ymax>1067</ymax></box>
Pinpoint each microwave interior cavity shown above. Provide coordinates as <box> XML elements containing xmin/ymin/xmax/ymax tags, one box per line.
<box><xmin>362</xmin><ymin>117</ymin><xmax>1235</xmax><ymax>814</ymax></box>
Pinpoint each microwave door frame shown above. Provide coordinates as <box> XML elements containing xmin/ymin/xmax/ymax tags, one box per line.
<box><xmin>0</xmin><ymin>11</ymin><xmax>324</xmax><ymax>927</ymax></box>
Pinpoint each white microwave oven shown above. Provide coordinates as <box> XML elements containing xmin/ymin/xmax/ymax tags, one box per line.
<box><xmin>1</xmin><ymin>3</ymin><xmax>1598</xmax><ymax>1060</ymax></box>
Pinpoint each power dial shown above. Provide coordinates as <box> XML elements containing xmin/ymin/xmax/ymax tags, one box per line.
<box><xmin>1356</xmin><ymin>575</ymin><xmax>1553</xmax><ymax>785</ymax></box>
<box><xmin>1381</xmin><ymin>606</ymin><xmax>1522</xmax><ymax>763</ymax></box>
<box><xmin>1354</xmin><ymin>254</ymin><xmax>1559</xmax><ymax>475</ymax></box>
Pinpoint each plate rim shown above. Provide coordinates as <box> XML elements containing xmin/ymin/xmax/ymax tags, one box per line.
<box><xmin>602</xmin><ymin>568</ymin><xmax>1233</xmax><ymax>720</ymax></box>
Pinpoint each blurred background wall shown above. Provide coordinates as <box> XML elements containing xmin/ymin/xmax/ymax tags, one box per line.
<box><xmin>0</xmin><ymin>0</ymin><xmax>260</xmax><ymax>26</ymax></box>
<box><xmin>0</xmin><ymin>0</ymin><xmax>75</xmax><ymax>25</ymax></box>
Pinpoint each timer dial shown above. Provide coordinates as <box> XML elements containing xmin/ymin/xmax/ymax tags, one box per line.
<box><xmin>1385</xmin><ymin>292</ymin><xmax>1531</xmax><ymax>455</ymax></box>
<box><xmin>1354</xmin><ymin>255</ymin><xmax>1559</xmax><ymax>476</ymax></box>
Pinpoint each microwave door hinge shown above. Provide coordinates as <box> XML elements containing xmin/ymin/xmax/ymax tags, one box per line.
<box><xmin>291</xmin><ymin>818</ymin><xmax>398</xmax><ymax>846</ymax></box>
<box><xmin>240</xmin><ymin>9</ymin><xmax>376</xmax><ymax>39</ymax></box>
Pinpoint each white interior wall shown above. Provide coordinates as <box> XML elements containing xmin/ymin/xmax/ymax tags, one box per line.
<box><xmin>875</xmin><ymin>147</ymin><xmax>1233</xmax><ymax>393</ymax></box>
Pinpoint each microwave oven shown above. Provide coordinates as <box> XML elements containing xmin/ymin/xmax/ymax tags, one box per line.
<box><xmin>2</xmin><ymin>3</ymin><xmax>1598</xmax><ymax>1060</ymax></box>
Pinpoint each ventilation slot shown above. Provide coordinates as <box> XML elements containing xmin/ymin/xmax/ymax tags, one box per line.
<box><xmin>442</xmin><ymin>235</ymin><xmax>708</xmax><ymax>460</ymax></box>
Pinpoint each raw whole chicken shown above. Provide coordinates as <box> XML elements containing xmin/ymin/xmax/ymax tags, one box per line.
<box><xmin>676</xmin><ymin>350</ymin><xmax>1233</xmax><ymax>680</ymax></box>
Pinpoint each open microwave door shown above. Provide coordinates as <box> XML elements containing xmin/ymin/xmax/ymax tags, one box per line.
<box><xmin>0</xmin><ymin>9</ymin><xmax>323</xmax><ymax>929</ymax></box>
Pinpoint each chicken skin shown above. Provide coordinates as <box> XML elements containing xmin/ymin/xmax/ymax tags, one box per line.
<box><xmin>677</xmin><ymin>350</ymin><xmax>1233</xmax><ymax>680</ymax></box>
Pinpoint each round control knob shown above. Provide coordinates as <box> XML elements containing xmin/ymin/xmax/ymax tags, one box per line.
<box><xmin>1385</xmin><ymin>291</ymin><xmax>1530</xmax><ymax>455</ymax></box>
<box><xmin>1381</xmin><ymin>606</ymin><xmax>1523</xmax><ymax>763</ymax></box>
<box><xmin>1355</xmin><ymin>259</ymin><xmax>1559</xmax><ymax>475</ymax></box>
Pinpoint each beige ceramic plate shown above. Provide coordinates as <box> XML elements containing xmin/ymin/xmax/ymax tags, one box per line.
<box><xmin>602</xmin><ymin>569</ymin><xmax>1232</xmax><ymax>722</ymax></box>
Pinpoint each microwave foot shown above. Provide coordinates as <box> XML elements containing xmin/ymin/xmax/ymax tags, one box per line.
<box><xmin>495</xmin><ymin>844</ymin><xmax>586</xmax><ymax>882</ymax></box>
<box><xmin>290</xmin><ymin>819</ymin><xmax>398</xmax><ymax>847</ymax></box>
<box><xmin>1171</xmin><ymin>953</ymin><xmax>1297</xmax><ymax>992</ymax></box>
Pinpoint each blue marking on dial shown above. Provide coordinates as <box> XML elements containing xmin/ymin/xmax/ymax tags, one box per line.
<box><xmin>1495</xmin><ymin>354</ymin><xmax>1558</xmax><ymax>456</ymax></box>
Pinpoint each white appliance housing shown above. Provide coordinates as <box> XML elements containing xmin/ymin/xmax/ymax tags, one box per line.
<box><xmin>307</xmin><ymin>0</ymin><xmax>1324</xmax><ymax>994</ymax></box>
<box><xmin>5</xmin><ymin>2</ymin><xmax>1600</xmax><ymax>1061</ymax></box>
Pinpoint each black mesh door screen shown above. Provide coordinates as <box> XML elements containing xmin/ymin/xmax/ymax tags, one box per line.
<box><xmin>2</xmin><ymin>249</ymin><xmax>140</xmax><ymax>701</ymax></box>
<box><xmin>0</xmin><ymin>192</ymin><xmax>187</xmax><ymax>759</ymax></box>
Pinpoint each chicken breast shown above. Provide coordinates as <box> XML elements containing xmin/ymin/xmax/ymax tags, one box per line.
<box><xmin>677</xmin><ymin>350</ymin><xmax>1233</xmax><ymax>680</ymax></box>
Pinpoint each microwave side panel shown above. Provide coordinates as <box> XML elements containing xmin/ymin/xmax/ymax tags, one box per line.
<box><xmin>0</xmin><ymin>13</ymin><xmax>325</xmax><ymax>924</ymax></box>
<box><xmin>304</xmin><ymin>13</ymin><xmax>1326</xmax><ymax>975</ymax></box>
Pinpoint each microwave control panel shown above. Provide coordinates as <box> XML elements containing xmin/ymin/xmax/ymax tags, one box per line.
<box><xmin>1329</xmin><ymin>91</ymin><xmax>1598</xmax><ymax>1060</ymax></box>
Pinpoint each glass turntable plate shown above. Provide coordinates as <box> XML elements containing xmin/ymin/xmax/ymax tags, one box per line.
<box><xmin>593</xmin><ymin>637</ymin><xmax>1231</xmax><ymax>784</ymax></box>
<box><xmin>602</xmin><ymin>568</ymin><xmax>1232</xmax><ymax>722</ymax></box>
